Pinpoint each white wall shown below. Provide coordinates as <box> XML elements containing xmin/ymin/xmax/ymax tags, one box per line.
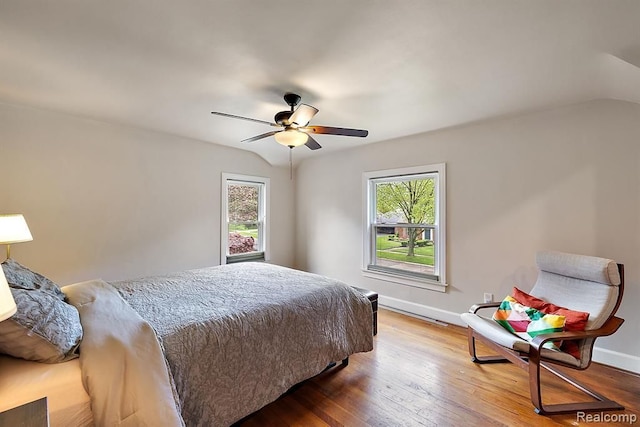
<box><xmin>2</xmin><ymin>99</ymin><xmax>637</xmax><ymax>372</ymax></box>
<box><xmin>0</xmin><ymin>102</ymin><xmax>295</xmax><ymax>284</ymax></box>
<box><xmin>295</xmin><ymin>99</ymin><xmax>640</xmax><ymax>372</ymax></box>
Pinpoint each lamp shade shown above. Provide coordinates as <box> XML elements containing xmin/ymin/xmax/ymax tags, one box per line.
<box><xmin>0</xmin><ymin>214</ymin><xmax>33</xmax><ymax>244</ymax></box>
<box><xmin>274</xmin><ymin>129</ymin><xmax>309</xmax><ymax>147</ymax></box>
<box><xmin>0</xmin><ymin>268</ymin><xmax>16</xmax><ymax>322</ymax></box>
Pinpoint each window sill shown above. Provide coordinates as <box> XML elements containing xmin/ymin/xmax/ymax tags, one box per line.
<box><xmin>361</xmin><ymin>269</ymin><xmax>447</xmax><ymax>293</ymax></box>
<box><xmin>226</xmin><ymin>252</ymin><xmax>265</xmax><ymax>264</ymax></box>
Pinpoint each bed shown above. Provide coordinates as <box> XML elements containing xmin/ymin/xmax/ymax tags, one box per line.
<box><xmin>0</xmin><ymin>262</ymin><xmax>374</xmax><ymax>426</ymax></box>
<box><xmin>0</xmin><ymin>356</ymin><xmax>93</xmax><ymax>426</ymax></box>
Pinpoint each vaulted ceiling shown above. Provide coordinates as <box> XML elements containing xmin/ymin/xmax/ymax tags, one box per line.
<box><xmin>2</xmin><ymin>1</ymin><xmax>639</xmax><ymax>166</ymax></box>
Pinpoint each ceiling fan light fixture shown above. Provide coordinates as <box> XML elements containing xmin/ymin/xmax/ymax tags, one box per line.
<box><xmin>274</xmin><ymin>129</ymin><xmax>308</xmax><ymax>147</ymax></box>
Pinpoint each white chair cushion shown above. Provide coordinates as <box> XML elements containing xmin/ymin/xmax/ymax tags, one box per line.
<box><xmin>532</xmin><ymin>251</ymin><xmax>620</xmax><ymax>330</ymax></box>
<box><xmin>460</xmin><ymin>312</ymin><xmax>581</xmax><ymax>367</ymax></box>
<box><xmin>531</xmin><ymin>272</ymin><xmax>619</xmax><ymax>330</ymax></box>
<box><xmin>461</xmin><ymin>312</ymin><xmax>529</xmax><ymax>352</ymax></box>
<box><xmin>536</xmin><ymin>251</ymin><xmax>620</xmax><ymax>285</ymax></box>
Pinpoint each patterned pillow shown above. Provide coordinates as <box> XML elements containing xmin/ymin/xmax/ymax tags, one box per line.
<box><xmin>511</xmin><ymin>287</ymin><xmax>589</xmax><ymax>331</ymax></box>
<box><xmin>493</xmin><ymin>295</ymin><xmax>565</xmax><ymax>351</ymax></box>
<box><xmin>0</xmin><ymin>288</ymin><xmax>82</xmax><ymax>363</ymax></box>
<box><xmin>1</xmin><ymin>258</ymin><xmax>66</xmax><ymax>301</ymax></box>
<box><xmin>511</xmin><ymin>287</ymin><xmax>589</xmax><ymax>358</ymax></box>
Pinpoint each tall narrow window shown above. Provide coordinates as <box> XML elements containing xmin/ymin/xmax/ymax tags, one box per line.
<box><xmin>221</xmin><ymin>173</ymin><xmax>269</xmax><ymax>264</ymax></box>
<box><xmin>363</xmin><ymin>164</ymin><xmax>446</xmax><ymax>291</ymax></box>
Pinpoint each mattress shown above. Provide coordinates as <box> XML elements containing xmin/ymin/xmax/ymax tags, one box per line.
<box><xmin>0</xmin><ymin>355</ymin><xmax>93</xmax><ymax>426</ymax></box>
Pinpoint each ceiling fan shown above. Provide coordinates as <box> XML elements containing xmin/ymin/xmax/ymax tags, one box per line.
<box><xmin>211</xmin><ymin>93</ymin><xmax>368</xmax><ymax>150</ymax></box>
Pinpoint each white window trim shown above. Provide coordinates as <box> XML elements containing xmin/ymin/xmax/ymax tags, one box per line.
<box><xmin>221</xmin><ymin>173</ymin><xmax>270</xmax><ymax>265</ymax></box>
<box><xmin>362</xmin><ymin>164</ymin><xmax>446</xmax><ymax>292</ymax></box>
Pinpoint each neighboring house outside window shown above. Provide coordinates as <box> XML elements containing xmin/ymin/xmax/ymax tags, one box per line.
<box><xmin>221</xmin><ymin>173</ymin><xmax>269</xmax><ymax>264</ymax></box>
<box><xmin>363</xmin><ymin>164</ymin><xmax>446</xmax><ymax>292</ymax></box>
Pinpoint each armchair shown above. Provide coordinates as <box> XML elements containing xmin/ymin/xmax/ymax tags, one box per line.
<box><xmin>460</xmin><ymin>251</ymin><xmax>625</xmax><ymax>415</ymax></box>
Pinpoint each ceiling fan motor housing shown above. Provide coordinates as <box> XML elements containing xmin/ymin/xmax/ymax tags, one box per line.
<box><xmin>283</xmin><ymin>92</ymin><xmax>301</xmax><ymax>108</ymax></box>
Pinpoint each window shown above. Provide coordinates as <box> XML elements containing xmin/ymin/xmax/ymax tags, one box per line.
<box><xmin>221</xmin><ymin>173</ymin><xmax>269</xmax><ymax>264</ymax></box>
<box><xmin>363</xmin><ymin>164</ymin><xmax>446</xmax><ymax>291</ymax></box>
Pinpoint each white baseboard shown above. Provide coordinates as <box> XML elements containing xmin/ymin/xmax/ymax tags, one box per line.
<box><xmin>379</xmin><ymin>295</ymin><xmax>465</xmax><ymax>327</ymax></box>
<box><xmin>592</xmin><ymin>347</ymin><xmax>640</xmax><ymax>374</ymax></box>
<box><xmin>379</xmin><ymin>295</ymin><xmax>640</xmax><ymax>374</ymax></box>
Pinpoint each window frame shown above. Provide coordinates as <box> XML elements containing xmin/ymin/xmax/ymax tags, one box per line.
<box><xmin>362</xmin><ymin>164</ymin><xmax>447</xmax><ymax>292</ymax></box>
<box><xmin>221</xmin><ymin>173</ymin><xmax>270</xmax><ymax>265</ymax></box>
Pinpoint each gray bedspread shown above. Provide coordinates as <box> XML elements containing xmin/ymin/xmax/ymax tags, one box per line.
<box><xmin>108</xmin><ymin>262</ymin><xmax>374</xmax><ymax>426</ymax></box>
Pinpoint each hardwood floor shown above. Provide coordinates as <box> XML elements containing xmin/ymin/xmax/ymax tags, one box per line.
<box><xmin>239</xmin><ymin>308</ymin><xmax>639</xmax><ymax>426</ymax></box>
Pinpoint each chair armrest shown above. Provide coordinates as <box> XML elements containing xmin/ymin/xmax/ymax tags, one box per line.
<box><xmin>469</xmin><ymin>302</ymin><xmax>501</xmax><ymax>314</ymax></box>
<box><xmin>530</xmin><ymin>316</ymin><xmax>625</xmax><ymax>351</ymax></box>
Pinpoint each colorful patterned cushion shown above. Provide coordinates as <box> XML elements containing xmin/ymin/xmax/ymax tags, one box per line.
<box><xmin>512</xmin><ymin>287</ymin><xmax>589</xmax><ymax>331</ymax></box>
<box><xmin>493</xmin><ymin>295</ymin><xmax>565</xmax><ymax>351</ymax></box>
<box><xmin>512</xmin><ymin>287</ymin><xmax>589</xmax><ymax>358</ymax></box>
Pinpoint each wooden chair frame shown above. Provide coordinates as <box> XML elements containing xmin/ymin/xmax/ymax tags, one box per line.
<box><xmin>466</xmin><ymin>264</ymin><xmax>625</xmax><ymax>415</ymax></box>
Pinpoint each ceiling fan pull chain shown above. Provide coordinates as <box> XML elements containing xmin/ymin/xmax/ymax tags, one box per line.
<box><xmin>289</xmin><ymin>146</ymin><xmax>293</xmax><ymax>180</ymax></box>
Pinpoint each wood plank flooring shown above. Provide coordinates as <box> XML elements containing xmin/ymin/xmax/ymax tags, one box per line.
<box><xmin>238</xmin><ymin>308</ymin><xmax>639</xmax><ymax>426</ymax></box>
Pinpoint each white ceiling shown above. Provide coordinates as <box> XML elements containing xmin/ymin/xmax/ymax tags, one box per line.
<box><xmin>2</xmin><ymin>1</ymin><xmax>640</xmax><ymax>166</ymax></box>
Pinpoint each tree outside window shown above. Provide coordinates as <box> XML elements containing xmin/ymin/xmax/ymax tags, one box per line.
<box><xmin>376</xmin><ymin>178</ymin><xmax>435</xmax><ymax>258</ymax></box>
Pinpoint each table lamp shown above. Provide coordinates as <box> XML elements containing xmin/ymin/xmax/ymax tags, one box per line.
<box><xmin>0</xmin><ymin>214</ymin><xmax>33</xmax><ymax>259</ymax></box>
<box><xmin>0</xmin><ymin>268</ymin><xmax>16</xmax><ymax>321</ymax></box>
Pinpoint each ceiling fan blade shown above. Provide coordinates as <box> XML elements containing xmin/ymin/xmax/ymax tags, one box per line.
<box><xmin>304</xmin><ymin>135</ymin><xmax>322</xmax><ymax>150</ymax></box>
<box><xmin>211</xmin><ymin>111</ymin><xmax>278</xmax><ymax>127</ymax></box>
<box><xmin>241</xmin><ymin>131</ymin><xmax>279</xmax><ymax>143</ymax></box>
<box><xmin>289</xmin><ymin>104</ymin><xmax>318</xmax><ymax>127</ymax></box>
<box><xmin>303</xmin><ymin>125</ymin><xmax>368</xmax><ymax>137</ymax></box>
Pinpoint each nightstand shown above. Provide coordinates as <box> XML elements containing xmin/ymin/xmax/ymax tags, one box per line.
<box><xmin>352</xmin><ymin>287</ymin><xmax>378</xmax><ymax>335</ymax></box>
<box><xmin>0</xmin><ymin>397</ymin><xmax>49</xmax><ymax>427</ymax></box>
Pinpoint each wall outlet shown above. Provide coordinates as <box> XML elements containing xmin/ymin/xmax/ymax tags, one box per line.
<box><xmin>483</xmin><ymin>293</ymin><xmax>493</xmax><ymax>303</ymax></box>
